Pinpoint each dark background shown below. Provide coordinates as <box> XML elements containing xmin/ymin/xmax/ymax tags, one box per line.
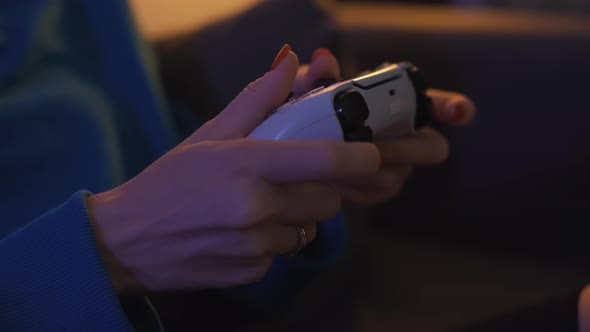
<box><xmin>153</xmin><ymin>0</ymin><xmax>590</xmax><ymax>330</ymax></box>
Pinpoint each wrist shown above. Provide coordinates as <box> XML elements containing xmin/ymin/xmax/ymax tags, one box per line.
<box><xmin>87</xmin><ymin>190</ymin><xmax>144</xmax><ymax>294</ymax></box>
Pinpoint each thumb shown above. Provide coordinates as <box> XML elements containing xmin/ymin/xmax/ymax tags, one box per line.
<box><xmin>191</xmin><ymin>45</ymin><xmax>299</xmax><ymax>142</ymax></box>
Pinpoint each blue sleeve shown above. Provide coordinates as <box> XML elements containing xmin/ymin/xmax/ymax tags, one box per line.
<box><xmin>0</xmin><ymin>191</ymin><xmax>137</xmax><ymax>331</ymax></box>
<box><xmin>0</xmin><ymin>68</ymin><xmax>163</xmax><ymax>331</ymax></box>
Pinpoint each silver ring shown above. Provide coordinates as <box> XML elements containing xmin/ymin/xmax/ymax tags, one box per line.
<box><xmin>288</xmin><ymin>226</ymin><xmax>308</xmax><ymax>257</ymax></box>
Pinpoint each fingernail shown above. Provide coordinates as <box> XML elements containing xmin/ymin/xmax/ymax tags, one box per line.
<box><xmin>271</xmin><ymin>44</ymin><xmax>291</xmax><ymax>71</ymax></box>
<box><xmin>447</xmin><ymin>102</ymin><xmax>466</xmax><ymax>121</ymax></box>
<box><xmin>311</xmin><ymin>48</ymin><xmax>333</xmax><ymax>62</ymax></box>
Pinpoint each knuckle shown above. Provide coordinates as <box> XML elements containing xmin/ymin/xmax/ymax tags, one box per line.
<box><xmin>227</xmin><ymin>139</ymin><xmax>258</xmax><ymax>176</ymax></box>
<box><xmin>243</xmin><ymin>236</ymin><xmax>268</xmax><ymax>258</ymax></box>
<box><xmin>240</xmin><ymin>75</ymin><xmax>267</xmax><ymax>97</ymax></box>
<box><xmin>188</xmin><ymin>140</ymin><xmax>216</xmax><ymax>155</ymax></box>
<box><xmin>366</xmin><ymin>143</ymin><xmax>382</xmax><ymax>172</ymax></box>
<box><xmin>319</xmin><ymin>142</ymin><xmax>338</xmax><ymax>176</ymax></box>
<box><xmin>223</xmin><ymin>139</ymin><xmax>247</xmax><ymax>162</ymax></box>
<box><xmin>322</xmin><ymin>187</ymin><xmax>342</xmax><ymax>218</ymax></box>
<box><xmin>231</xmin><ymin>187</ymin><xmax>272</xmax><ymax>228</ymax></box>
<box><xmin>311</xmin><ymin>184</ymin><xmax>340</xmax><ymax>220</ymax></box>
<box><xmin>232</xmin><ymin>199</ymin><xmax>259</xmax><ymax>228</ymax></box>
<box><xmin>420</xmin><ymin>129</ymin><xmax>450</xmax><ymax>164</ymax></box>
<box><xmin>432</xmin><ymin>138</ymin><xmax>450</xmax><ymax>163</ymax></box>
<box><xmin>242</xmin><ymin>81</ymin><xmax>260</xmax><ymax>95</ymax></box>
<box><xmin>194</xmin><ymin>141</ymin><xmax>238</xmax><ymax>168</ymax></box>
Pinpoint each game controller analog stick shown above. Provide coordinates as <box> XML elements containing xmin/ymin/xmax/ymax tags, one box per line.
<box><xmin>334</xmin><ymin>90</ymin><xmax>372</xmax><ymax>142</ymax></box>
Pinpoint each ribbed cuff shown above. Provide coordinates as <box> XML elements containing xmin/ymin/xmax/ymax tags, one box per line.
<box><xmin>0</xmin><ymin>191</ymin><xmax>134</xmax><ymax>331</ymax></box>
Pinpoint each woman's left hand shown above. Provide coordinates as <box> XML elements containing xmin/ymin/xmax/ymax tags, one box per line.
<box><xmin>295</xmin><ymin>48</ymin><xmax>477</xmax><ymax>206</ymax></box>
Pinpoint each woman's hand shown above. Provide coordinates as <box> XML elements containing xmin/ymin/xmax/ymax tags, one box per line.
<box><xmin>297</xmin><ymin>49</ymin><xmax>476</xmax><ymax>206</ymax></box>
<box><xmin>87</xmin><ymin>46</ymin><xmax>380</xmax><ymax>294</ymax></box>
<box><xmin>335</xmin><ymin>89</ymin><xmax>475</xmax><ymax>205</ymax></box>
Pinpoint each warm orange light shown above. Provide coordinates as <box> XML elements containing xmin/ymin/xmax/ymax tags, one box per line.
<box><xmin>334</xmin><ymin>3</ymin><xmax>590</xmax><ymax>38</ymax></box>
<box><xmin>129</xmin><ymin>0</ymin><xmax>263</xmax><ymax>40</ymax></box>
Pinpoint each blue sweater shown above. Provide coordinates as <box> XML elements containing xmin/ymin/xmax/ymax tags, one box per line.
<box><xmin>0</xmin><ymin>0</ymin><xmax>345</xmax><ymax>330</ymax></box>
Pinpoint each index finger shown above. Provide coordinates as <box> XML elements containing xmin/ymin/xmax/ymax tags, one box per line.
<box><xmin>244</xmin><ymin>139</ymin><xmax>381</xmax><ymax>183</ymax></box>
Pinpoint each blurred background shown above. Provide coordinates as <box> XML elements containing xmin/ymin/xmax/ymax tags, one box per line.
<box><xmin>129</xmin><ymin>0</ymin><xmax>262</xmax><ymax>40</ymax></box>
<box><xmin>130</xmin><ymin>0</ymin><xmax>590</xmax><ymax>39</ymax></box>
<box><xmin>130</xmin><ymin>0</ymin><xmax>590</xmax><ymax>331</ymax></box>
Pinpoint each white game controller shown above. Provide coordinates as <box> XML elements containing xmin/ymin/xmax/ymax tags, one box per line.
<box><xmin>248</xmin><ymin>62</ymin><xmax>433</xmax><ymax>141</ymax></box>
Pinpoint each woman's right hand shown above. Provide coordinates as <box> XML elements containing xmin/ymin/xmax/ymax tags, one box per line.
<box><xmin>87</xmin><ymin>46</ymin><xmax>380</xmax><ymax>294</ymax></box>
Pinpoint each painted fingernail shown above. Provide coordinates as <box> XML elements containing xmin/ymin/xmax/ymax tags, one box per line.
<box><xmin>311</xmin><ymin>48</ymin><xmax>333</xmax><ymax>62</ymax></box>
<box><xmin>447</xmin><ymin>102</ymin><xmax>466</xmax><ymax>121</ymax></box>
<box><xmin>271</xmin><ymin>44</ymin><xmax>291</xmax><ymax>71</ymax></box>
